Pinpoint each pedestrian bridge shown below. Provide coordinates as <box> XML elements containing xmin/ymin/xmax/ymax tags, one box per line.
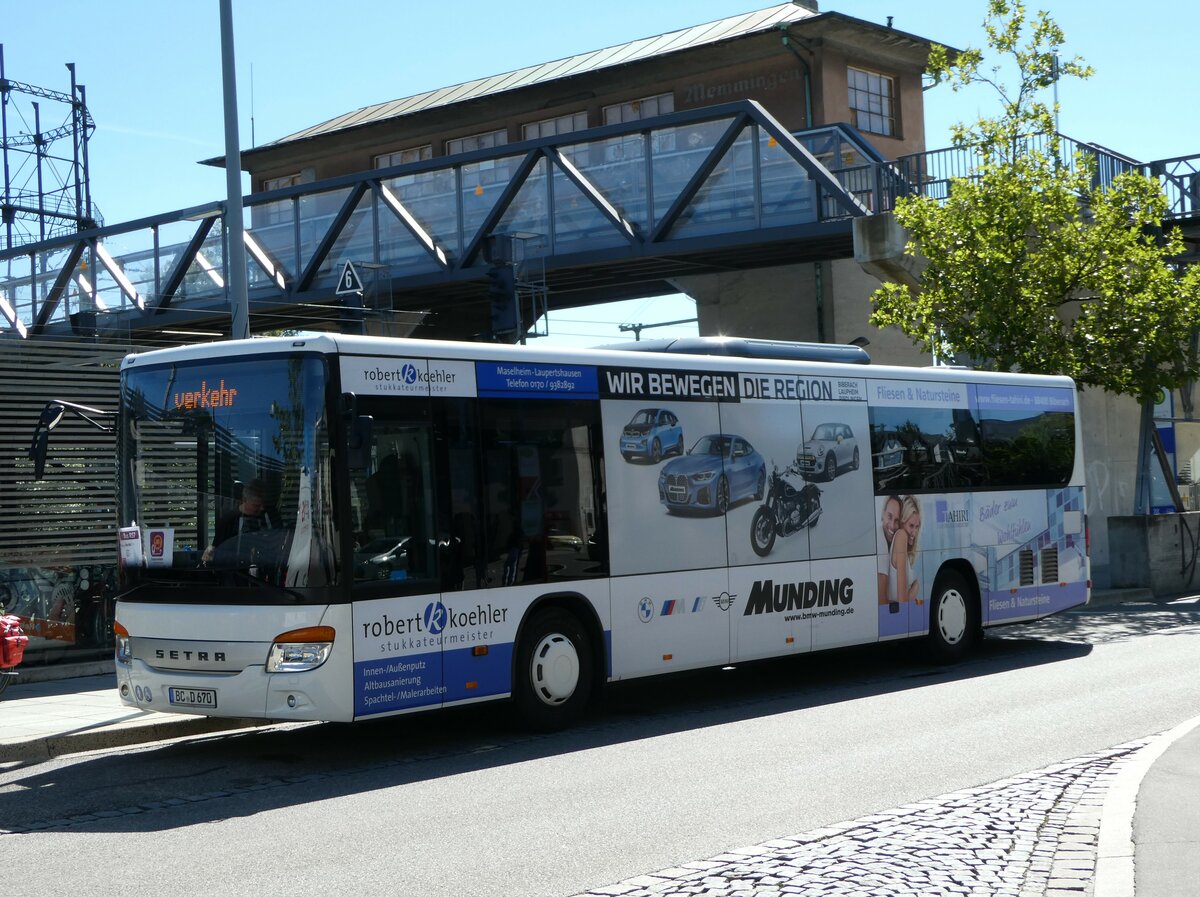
<box><xmin>0</xmin><ymin>100</ymin><xmax>1196</xmax><ymax>344</ymax></box>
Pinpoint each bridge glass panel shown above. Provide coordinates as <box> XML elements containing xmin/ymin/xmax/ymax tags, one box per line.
<box><xmin>550</xmin><ymin>164</ymin><xmax>630</xmax><ymax>253</ymax></box>
<box><xmin>758</xmin><ymin>130</ymin><xmax>818</xmax><ymax>226</ymax></box>
<box><xmin>668</xmin><ymin>125</ymin><xmax>757</xmax><ymax>240</ymax></box>
<box><xmin>10</xmin><ymin>270</ymin><xmax>35</xmax><ymax>331</ymax></box>
<box><xmin>89</xmin><ymin>263</ymin><xmax>124</xmax><ymax>313</ymax></box>
<box><xmin>496</xmin><ymin>156</ymin><xmax>549</xmax><ymax>243</ymax></box>
<box><xmin>178</xmin><ymin>221</ymin><xmax>226</xmax><ymax>302</ymax></box>
<box><xmin>314</xmin><ymin>190</ymin><xmax>376</xmax><ymax>291</ymax></box>
<box><xmin>298</xmin><ymin>187</ymin><xmax>356</xmax><ymax>285</ymax></box>
<box><xmin>461</xmin><ymin>155</ymin><xmax>526</xmax><ymax>254</ymax></box>
<box><xmin>98</xmin><ymin>230</ymin><xmax>156</xmax><ymax>310</ymax></box>
<box><xmin>33</xmin><ymin>247</ymin><xmax>73</xmax><ymax>326</ymax></box>
<box><xmin>650</xmin><ymin>119</ymin><xmax>731</xmax><ymax>232</ymax></box>
<box><xmin>248</xmin><ymin>198</ymin><xmax>298</xmax><ymax>281</ymax></box>
<box><xmin>562</xmin><ymin>137</ymin><xmax>649</xmax><ymax>235</ymax></box>
<box><xmin>381</xmin><ymin>169</ymin><xmax>460</xmax><ymax>262</ymax></box>
<box><xmin>377</xmin><ymin>189</ymin><xmax>450</xmax><ymax>276</ymax></box>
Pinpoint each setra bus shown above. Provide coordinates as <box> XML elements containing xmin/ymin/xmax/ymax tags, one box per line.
<box><xmin>74</xmin><ymin>334</ymin><xmax>1086</xmax><ymax>728</ymax></box>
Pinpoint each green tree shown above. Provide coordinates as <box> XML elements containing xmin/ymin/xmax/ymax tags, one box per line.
<box><xmin>869</xmin><ymin>0</ymin><xmax>1200</xmax><ymax>405</ymax></box>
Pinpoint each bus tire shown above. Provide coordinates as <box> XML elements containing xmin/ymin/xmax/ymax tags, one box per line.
<box><xmin>514</xmin><ymin>607</ymin><xmax>593</xmax><ymax>731</ymax></box>
<box><xmin>926</xmin><ymin>568</ymin><xmax>978</xmax><ymax>664</ymax></box>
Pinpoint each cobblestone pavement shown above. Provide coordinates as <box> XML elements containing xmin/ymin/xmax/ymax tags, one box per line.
<box><xmin>572</xmin><ymin>740</ymin><xmax>1152</xmax><ymax>897</ymax></box>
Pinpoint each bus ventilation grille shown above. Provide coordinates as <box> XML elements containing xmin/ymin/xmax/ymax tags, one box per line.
<box><xmin>1019</xmin><ymin>550</ymin><xmax>1036</xmax><ymax>587</ymax></box>
<box><xmin>1041</xmin><ymin>547</ymin><xmax>1059</xmax><ymax>583</ymax></box>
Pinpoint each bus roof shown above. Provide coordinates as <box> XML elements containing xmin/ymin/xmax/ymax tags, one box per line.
<box><xmin>120</xmin><ymin>334</ymin><xmax>1076</xmax><ymax>390</ymax></box>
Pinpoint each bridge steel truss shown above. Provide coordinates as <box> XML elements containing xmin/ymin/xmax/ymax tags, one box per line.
<box><xmin>0</xmin><ymin>101</ymin><xmax>894</xmax><ymax>344</ymax></box>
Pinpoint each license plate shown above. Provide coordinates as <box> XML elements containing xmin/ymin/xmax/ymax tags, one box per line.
<box><xmin>168</xmin><ymin>687</ymin><xmax>217</xmax><ymax>708</ymax></box>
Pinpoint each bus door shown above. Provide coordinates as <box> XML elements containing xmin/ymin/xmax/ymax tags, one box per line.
<box><xmin>349</xmin><ymin>404</ymin><xmax>447</xmax><ymax>719</ymax></box>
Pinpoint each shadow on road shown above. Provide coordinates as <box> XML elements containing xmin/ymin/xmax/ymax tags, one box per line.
<box><xmin>4</xmin><ymin>597</ymin><xmax>1199</xmax><ymax>835</ymax></box>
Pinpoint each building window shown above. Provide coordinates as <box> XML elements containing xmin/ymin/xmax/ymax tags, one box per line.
<box><xmin>522</xmin><ymin>111</ymin><xmax>588</xmax><ymax>141</ymax></box>
<box><xmin>263</xmin><ymin>173</ymin><xmax>301</xmax><ymax>192</ymax></box>
<box><xmin>848</xmin><ymin>66</ymin><xmax>895</xmax><ymax>137</ymax></box>
<box><xmin>260</xmin><ymin>173</ymin><xmax>302</xmax><ymax>226</ymax></box>
<box><xmin>446</xmin><ymin>128</ymin><xmax>509</xmax><ymax>157</ymax></box>
<box><xmin>603</xmin><ymin>93</ymin><xmax>676</xmax><ymax>162</ymax></box>
<box><xmin>603</xmin><ymin>92</ymin><xmax>674</xmax><ymax>126</ymax></box>
<box><xmin>374</xmin><ymin>145</ymin><xmax>432</xmax><ymax>169</ymax></box>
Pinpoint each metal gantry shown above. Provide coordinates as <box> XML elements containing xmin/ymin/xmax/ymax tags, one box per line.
<box><xmin>0</xmin><ymin>46</ymin><xmax>98</xmax><ymax>252</ymax></box>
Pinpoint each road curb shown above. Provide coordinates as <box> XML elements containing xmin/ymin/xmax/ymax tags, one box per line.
<box><xmin>1094</xmin><ymin>713</ymin><xmax>1200</xmax><ymax>897</ymax></box>
<box><xmin>0</xmin><ymin>716</ymin><xmax>274</xmax><ymax>764</ymax></box>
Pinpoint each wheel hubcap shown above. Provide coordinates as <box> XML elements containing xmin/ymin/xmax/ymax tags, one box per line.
<box><xmin>530</xmin><ymin>633</ymin><xmax>580</xmax><ymax>706</ymax></box>
<box><xmin>938</xmin><ymin>589</ymin><xmax>968</xmax><ymax>644</ymax></box>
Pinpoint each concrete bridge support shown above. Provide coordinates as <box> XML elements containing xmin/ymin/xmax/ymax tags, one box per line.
<box><xmin>671</xmin><ymin>255</ymin><xmax>928</xmax><ymax>366</ymax></box>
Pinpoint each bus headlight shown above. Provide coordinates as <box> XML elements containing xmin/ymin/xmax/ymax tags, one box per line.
<box><xmin>114</xmin><ymin>621</ymin><xmax>132</xmax><ymax>665</ymax></box>
<box><xmin>266</xmin><ymin>626</ymin><xmax>335</xmax><ymax>673</ymax></box>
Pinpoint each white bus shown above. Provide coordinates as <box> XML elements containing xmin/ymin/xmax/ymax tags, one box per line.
<box><xmin>96</xmin><ymin>335</ymin><xmax>1086</xmax><ymax>729</ymax></box>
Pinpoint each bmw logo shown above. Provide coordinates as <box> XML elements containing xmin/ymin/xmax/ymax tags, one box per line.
<box><xmin>401</xmin><ymin>363</ymin><xmax>418</xmax><ymax>384</ymax></box>
<box><xmin>637</xmin><ymin>597</ymin><xmax>654</xmax><ymax>623</ymax></box>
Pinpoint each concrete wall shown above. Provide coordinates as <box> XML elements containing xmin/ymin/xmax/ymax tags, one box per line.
<box><xmin>1108</xmin><ymin>513</ymin><xmax>1200</xmax><ymax>596</ymax></box>
<box><xmin>1079</xmin><ymin>388</ymin><xmax>1141</xmax><ymax>586</ymax></box>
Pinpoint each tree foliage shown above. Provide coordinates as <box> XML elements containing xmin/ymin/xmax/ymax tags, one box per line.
<box><xmin>870</xmin><ymin>0</ymin><xmax>1200</xmax><ymax>403</ymax></box>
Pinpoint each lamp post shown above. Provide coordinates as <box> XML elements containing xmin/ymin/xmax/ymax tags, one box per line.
<box><xmin>219</xmin><ymin>0</ymin><xmax>249</xmax><ymax>340</ymax></box>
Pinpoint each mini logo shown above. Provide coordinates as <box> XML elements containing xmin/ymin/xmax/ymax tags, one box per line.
<box><xmin>637</xmin><ymin>597</ymin><xmax>654</xmax><ymax>623</ymax></box>
<box><xmin>424</xmin><ymin>601</ymin><xmax>448</xmax><ymax>634</ymax></box>
<box><xmin>401</xmin><ymin>363</ymin><xmax>419</xmax><ymax>385</ymax></box>
<box><xmin>711</xmin><ymin>591</ymin><xmax>736</xmax><ymax>611</ymax></box>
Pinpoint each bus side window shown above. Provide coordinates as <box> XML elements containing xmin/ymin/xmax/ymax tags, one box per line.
<box><xmin>478</xmin><ymin>399</ymin><xmax>604</xmax><ymax>587</ymax></box>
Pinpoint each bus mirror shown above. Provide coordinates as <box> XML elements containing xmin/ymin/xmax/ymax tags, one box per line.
<box><xmin>348</xmin><ymin>416</ymin><xmax>373</xmax><ymax>469</ymax></box>
<box><xmin>26</xmin><ymin>399</ymin><xmax>114</xmax><ymax>480</ymax></box>
<box><xmin>341</xmin><ymin>392</ymin><xmax>373</xmax><ymax>468</ymax></box>
<box><xmin>28</xmin><ymin>402</ymin><xmax>66</xmax><ymax>481</ymax></box>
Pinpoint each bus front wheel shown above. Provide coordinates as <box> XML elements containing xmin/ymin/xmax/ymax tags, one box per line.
<box><xmin>514</xmin><ymin>607</ymin><xmax>594</xmax><ymax>731</ymax></box>
<box><xmin>926</xmin><ymin>568</ymin><xmax>979</xmax><ymax>664</ymax></box>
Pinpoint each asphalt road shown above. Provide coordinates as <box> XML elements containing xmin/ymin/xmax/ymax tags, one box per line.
<box><xmin>3</xmin><ymin>597</ymin><xmax>1199</xmax><ymax>897</ymax></box>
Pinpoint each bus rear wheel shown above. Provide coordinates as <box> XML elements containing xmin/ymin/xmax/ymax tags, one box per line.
<box><xmin>514</xmin><ymin>607</ymin><xmax>594</xmax><ymax>731</ymax></box>
<box><xmin>926</xmin><ymin>568</ymin><xmax>979</xmax><ymax>664</ymax></box>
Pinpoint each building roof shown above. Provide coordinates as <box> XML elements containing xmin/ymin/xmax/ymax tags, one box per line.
<box><xmin>259</xmin><ymin>2</ymin><xmax>820</xmax><ymax>150</ymax></box>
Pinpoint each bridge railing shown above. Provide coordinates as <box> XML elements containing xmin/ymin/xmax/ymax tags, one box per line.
<box><xmin>881</xmin><ymin>134</ymin><xmax>1198</xmax><ymax>224</ymax></box>
<box><xmin>1149</xmin><ymin>154</ymin><xmax>1200</xmax><ymax>221</ymax></box>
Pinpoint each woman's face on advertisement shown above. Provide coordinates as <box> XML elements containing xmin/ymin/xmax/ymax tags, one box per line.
<box><xmin>904</xmin><ymin>511</ymin><xmax>921</xmax><ymax>540</ymax></box>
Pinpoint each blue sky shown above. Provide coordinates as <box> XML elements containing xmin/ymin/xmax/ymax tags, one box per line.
<box><xmin>3</xmin><ymin>0</ymin><xmax>1194</xmax><ymax>345</ymax></box>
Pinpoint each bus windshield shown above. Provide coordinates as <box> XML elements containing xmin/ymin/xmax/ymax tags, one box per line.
<box><xmin>119</xmin><ymin>353</ymin><xmax>339</xmax><ymax>598</ymax></box>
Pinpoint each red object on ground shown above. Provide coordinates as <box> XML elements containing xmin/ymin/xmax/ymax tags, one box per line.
<box><xmin>0</xmin><ymin>614</ymin><xmax>28</xmax><ymax>668</ymax></box>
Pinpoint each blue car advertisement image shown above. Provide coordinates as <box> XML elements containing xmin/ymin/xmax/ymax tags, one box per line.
<box><xmin>600</xmin><ymin>366</ymin><xmax>731</xmax><ymax>577</ymax></box>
